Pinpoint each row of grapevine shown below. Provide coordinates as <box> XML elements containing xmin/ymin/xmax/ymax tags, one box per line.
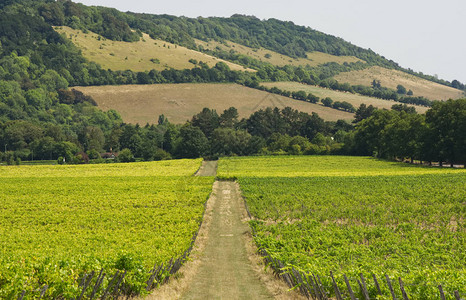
<box><xmin>1</xmin><ymin>160</ymin><xmax>215</xmax><ymax>299</ymax></box>
<box><xmin>218</xmin><ymin>156</ymin><xmax>466</xmax><ymax>299</ymax></box>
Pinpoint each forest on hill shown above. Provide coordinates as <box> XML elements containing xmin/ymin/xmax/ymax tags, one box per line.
<box><xmin>0</xmin><ymin>0</ymin><xmax>465</xmax><ymax>166</ymax></box>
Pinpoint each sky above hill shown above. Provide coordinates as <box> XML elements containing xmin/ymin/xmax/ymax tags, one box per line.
<box><xmin>76</xmin><ymin>0</ymin><xmax>466</xmax><ymax>84</ymax></box>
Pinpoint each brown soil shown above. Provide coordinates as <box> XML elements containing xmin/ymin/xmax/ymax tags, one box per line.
<box><xmin>195</xmin><ymin>161</ymin><xmax>218</xmax><ymax>177</ymax></box>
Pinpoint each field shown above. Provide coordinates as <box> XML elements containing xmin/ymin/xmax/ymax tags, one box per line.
<box><xmin>261</xmin><ymin>81</ymin><xmax>429</xmax><ymax>113</ymax></box>
<box><xmin>0</xmin><ymin>159</ymin><xmax>214</xmax><ymax>299</ymax></box>
<box><xmin>218</xmin><ymin>156</ymin><xmax>466</xmax><ymax>299</ymax></box>
<box><xmin>195</xmin><ymin>39</ymin><xmax>362</xmax><ymax>67</ymax></box>
<box><xmin>74</xmin><ymin>83</ymin><xmax>354</xmax><ymax>124</ymax></box>
<box><xmin>334</xmin><ymin>66</ymin><xmax>465</xmax><ymax>101</ymax></box>
<box><xmin>55</xmin><ymin>26</ymin><xmax>253</xmax><ymax>72</ymax></box>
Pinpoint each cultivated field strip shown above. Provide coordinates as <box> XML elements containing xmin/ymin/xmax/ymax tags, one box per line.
<box><xmin>0</xmin><ymin>159</ymin><xmax>214</xmax><ymax>299</ymax></box>
<box><xmin>333</xmin><ymin>66</ymin><xmax>465</xmax><ymax>101</ymax></box>
<box><xmin>75</xmin><ymin>83</ymin><xmax>353</xmax><ymax>124</ymax></box>
<box><xmin>219</xmin><ymin>156</ymin><xmax>466</xmax><ymax>299</ymax></box>
<box><xmin>260</xmin><ymin>81</ymin><xmax>429</xmax><ymax>113</ymax></box>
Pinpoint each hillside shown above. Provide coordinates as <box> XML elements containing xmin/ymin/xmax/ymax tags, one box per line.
<box><xmin>261</xmin><ymin>81</ymin><xmax>429</xmax><ymax>113</ymax></box>
<box><xmin>195</xmin><ymin>39</ymin><xmax>362</xmax><ymax>68</ymax></box>
<box><xmin>56</xmin><ymin>26</ymin><xmax>254</xmax><ymax>72</ymax></box>
<box><xmin>74</xmin><ymin>83</ymin><xmax>354</xmax><ymax>124</ymax></box>
<box><xmin>1</xmin><ymin>0</ymin><xmax>464</xmax><ymax>166</ymax></box>
<box><xmin>334</xmin><ymin>66</ymin><xmax>465</xmax><ymax>101</ymax></box>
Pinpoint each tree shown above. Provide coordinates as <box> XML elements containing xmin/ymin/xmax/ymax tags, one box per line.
<box><xmin>353</xmin><ymin>110</ymin><xmax>397</xmax><ymax>157</ymax></box>
<box><xmin>302</xmin><ymin>112</ymin><xmax>327</xmax><ymax>140</ymax></box>
<box><xmin>211</xmin><ymin>128</ymin><xmax>251</xmax><ymax>156</ymax></box>
<box><xmin>451</xmin><ymin>80</ymin><xmax>465</xmax><ymax>90</ymax></box>
<box><xmin>396</xmin><ymin>84</ymin><xmax>407</xmax><ymax>95</ymax></box>
<box><xmin>191</xmin><ymin>108</ymin><xmax>220</xmax><ymax>138</ymax></box>
<box><xmin>306</xmin><ymin>93</ymin><xmax>319</xmax><ymax>103</ymax></box>
<box><xmin>354</xmin><ymin>104</ymin><xmax>376</xmax><ymax>123</ymax></box>
<box><xmin>176</xmin><ymin>125</ymin><xmax>209</xmax><ymax>158</ymax></box>
<box><xmin>118</xmin><ymin>148</ymin><xmax>135</xmax><ymax>162</ymax></box>
<box><xmin>321</xmin><ymin>97</ymin><xmax>333</xmax><ymax>107</ymax></box>
<box><xmin>219</xmin><ymin>107</ymin><xmax>239</xmax><ymax>128</ymax></box>
<box><xmin>105</xmin><ymin>127</ymin><xmax>122</xmax><ymax>152</ymax></box>
<box><xmin>38</xmin><ymin>70</ymin><xmax>68</xmax><ymax>92</ymax></box>
<box><xmin>39</xmin><ymin>2</ymin><xmax>65</xmax><ymax>25</ymax></box>
<box><xmin>391</xmin><ymin>104</ymin><xmax>416</xmax><ymax>114</ymax></box>
<box><xmin>291</xmin><ymin>90</ymin><xmax>307</xmax><ymax>101</ymax></box>
<box><xmin>158</xmin><ymin>114</ymin><xmax>168</xmax><ymax>125</ymax></box>
<box><xmin>425</xmin><ymin>99</ymin><xmax>466</xmax><ymax>166</ymax></box>
<box><xmin>81</xmin><ymin>126</ymin><xmax>105</xmax><ymax>152</ymax></box>
<box><xmin>371</xmin><ymin>80</ymin><xmax>381</xmax><ymax>89</ymax></box>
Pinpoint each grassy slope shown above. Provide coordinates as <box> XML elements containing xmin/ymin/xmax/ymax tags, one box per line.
<box><xmin>261</xmin><ymin>81</ymin><xmax>429</xmax><ymax>113</ymax></box>
<box><xmin>195</xmin><ymin>39</ymin><xmax>362</xmax><ymax>67</ymax></box>
<box><xmin>74</xmin><ymin>83</ymin><xmax>354</xmax><ymax>124</ymax></box>
<box><xmin>55</xmin><ymin>26</ymin><xmax>254</xmax><ymax>72</ymax></box>
<box><xmin>334</xmin><ymin>66</ymin><xmax>465</xmax><ymax>101</ymax></box>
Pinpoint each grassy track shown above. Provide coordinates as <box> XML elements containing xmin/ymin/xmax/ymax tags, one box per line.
<box><xmin>75</xmin><ymin>83</ymin><xmax>354</xmax><ymax>124</ymax></box>
<box><xmin>218</xmin><ymin>156</ymin><xmax>466</xmax><ymax>299</ymax></box>
<box><xmin>0</xmin><ymin>159</ymin><xmax>214</xmax><ymax>299</ymax></box>
<box><xmin>179</xmin><ymin>181</ymin><xmax>274</xmax><ymax>299</ymax></box>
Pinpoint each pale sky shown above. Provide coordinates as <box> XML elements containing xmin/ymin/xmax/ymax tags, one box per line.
<box><xmin>76</xmin><ymin>0</ymin><xmax>466</xmax><ymax>84</ymax></box>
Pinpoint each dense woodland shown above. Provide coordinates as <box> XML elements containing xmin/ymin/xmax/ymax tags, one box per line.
<box><xmin>0</xmin><ymin>0</ymin><xmax>465</xmax><ymax>166</ymax></box>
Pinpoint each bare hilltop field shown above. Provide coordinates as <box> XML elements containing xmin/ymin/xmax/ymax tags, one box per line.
<box><xmin>55</xmin><ymin>26</ymin><xmax>254</xmax><ymax>72</ymax></box>
<box><xmin>261</xmin><ymin>81</ymin><xmax>430</xmax><ymax>113</ymax></box>
<box><xmin>334</xmin><ymin>66</ymin><xmax>465</xmax><ymax>101</ymax></box>
<box><xmin>74</xmin><ymin>83</ymin><xmax>354</xmax><ymax>124</ymax></box>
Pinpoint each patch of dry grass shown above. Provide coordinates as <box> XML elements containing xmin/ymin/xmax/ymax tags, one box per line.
<box><xmin>195</xmin><ymin>39</ymin><xmax>362</xmax><ymax>67</ymax></box>
<box><xmin>74</xmin><ymin>83</ymin><xmax>354</xmax><ymax>124</ymax></box>
<box><xmin>261</xmin><ymin>81</ymin><xmax>429</xmax><ymax>113</ymax></box>
<box><xmin>55</xmin><ymin>26</ymin><xmax>253</xmax><ymax>72</ymax></box>
<box><xmin>334</xmin><ymin>66</ymin><xmax>465</xmax><ymax>101</ymax></box>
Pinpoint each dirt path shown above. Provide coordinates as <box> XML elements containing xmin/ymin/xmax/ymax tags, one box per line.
<box><xmin>145</xmin><ymin>160</ymin><xmax>304</xmax><ymax>299</ymax></box>
<box><xmin>180</xmin><ymin>180</ymin><xmax>273</xmax><ymax>299</ymax></box>
<box><xmin>196</xmin><ymin>160</ymin><xmax>218</xmax><ymax>176</ymax></box>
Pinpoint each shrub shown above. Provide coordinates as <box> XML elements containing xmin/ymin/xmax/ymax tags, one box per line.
<box><xmin>118</xmin><ymin>148</ymin><xmax>135</xmax><ymax>163</ymax></box>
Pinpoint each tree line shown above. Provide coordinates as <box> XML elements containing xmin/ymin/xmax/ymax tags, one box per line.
<box><xmin>352</xmin><ymin>99</ymin><xmax>466</xmax><ymax>166</ymax></box>
<box><xmin>2</xmin><ymin>99</ymin><xmax>465</xmax><ymax>167</ymax></box>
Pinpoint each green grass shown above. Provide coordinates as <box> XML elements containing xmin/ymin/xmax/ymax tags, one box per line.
<box><xmin>219</xmin><ymin>156</ymin><xmax>466</xmax><ymax>299</ymax></box>
<box><xmin>218</xmin><ymin>155</ymin><xmax>463</xmax><ymax>178</ymax></box>
<box><xmin>0</xmin><ymin>159</ymin><xmax>214</xmax><ymax>299</ymax></box>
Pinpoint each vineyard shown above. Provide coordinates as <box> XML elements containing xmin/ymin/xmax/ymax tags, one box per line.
<box><xmin>0</xmin><ymin>159</ymin><xmax>214</xmax><ymax>299</ymax></box>
<box><xmin>218</xmin><ymin>156</ymin><xmax>466</xmax><ymax>299</ymax></box>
